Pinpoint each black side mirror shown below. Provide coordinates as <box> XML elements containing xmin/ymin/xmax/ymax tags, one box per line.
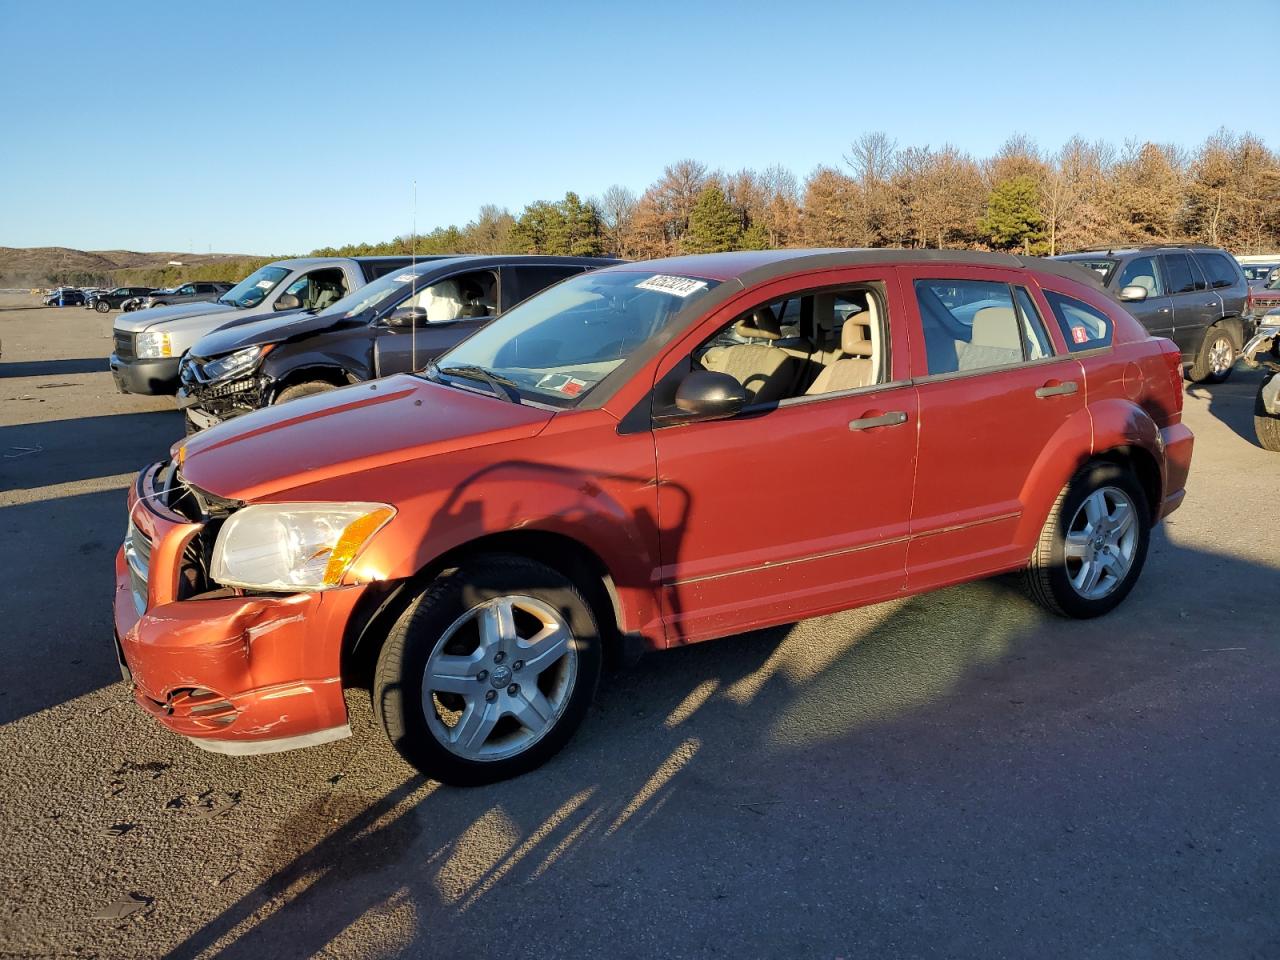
<box><xmin>386</xmin><ymin>305</ymin><xmax>428</xmax><ymax>327</ymax></box>
<box><xmin>659</xmin><ymin>370</ymin><xmax>747</xmax><ymax>423</ymax></box>
<box><xmin>275</xmin><ymin>293</ymin><xmax>301</xmax><ymax>311</ymax></box>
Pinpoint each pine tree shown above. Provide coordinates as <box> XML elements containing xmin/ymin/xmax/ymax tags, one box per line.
<box><xmin>980</xmin><ymin>175</ymin><xmax>1046</xmax><ymax>253</ymax></box>
<box><xmin>683</xmin><ymin>186</ymin><xmax>743</xmax><ymax>254</ymax></box>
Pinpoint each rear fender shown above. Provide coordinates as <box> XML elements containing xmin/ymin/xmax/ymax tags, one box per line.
<box><xmin>1011</xmin><ymin>405</ymin><xmax>1094</xmax><ymax>551</ymax></box>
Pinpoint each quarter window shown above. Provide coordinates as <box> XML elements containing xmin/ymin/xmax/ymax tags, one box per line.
<box><xmin>1193</xmin><ymin>252</ymin><xmax>1239</xmax><ymax>289</ymax></box>
<box><xmin>1043</xmin><ymin>291</ymin><xmax>1114</xmax><ymax>352</ymax></box>
<box><xmin>1116</xmin><ymin>256</ymin><xmax>1164</xmax><ymax>296</ymax></box>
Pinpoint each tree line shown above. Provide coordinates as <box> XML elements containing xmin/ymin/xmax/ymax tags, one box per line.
<box><xmin>48</xmin><ymin>128</ymin><xmax>1278</xmax><ymax>288</ymax></box>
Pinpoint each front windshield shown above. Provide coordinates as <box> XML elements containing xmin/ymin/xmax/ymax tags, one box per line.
<box><xmin>219</xmin><ymin>265</ymin><xmax>291</xmax><ymax>308</ymax></box>
<box><xmin>432</xmin><ymin>270</ymin><xmax>720</xmax><ymax>405</ymax></box>
<box><xmin>1068</xmin><ymin>258</ymin><xmax>1116</xmax><ymax>281</ymax></box>
<box><xmin>318</xmin><ymin>265</ymin><xmax>431</xmax><ymax>319</ymax></box>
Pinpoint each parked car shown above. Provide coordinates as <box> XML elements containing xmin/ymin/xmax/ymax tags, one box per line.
<box><xmin>1241</xmin><ymin>263</ymin><xmax>1279</xmax><ymax>288</ymax></box>
<box><xmin>1243</xmin><ymin>310</ymin><xmax>1280</xmax><ymax>452</ymax></box>
<box><xmin>140</xmin><ymin>282</ymin><xmax>234</xmax><ymax>310</ymax></box>
<box><xmin>85</xmin><ymin>287</ymin><xmax>156</xmax><ymax>313</ymax></box>
<box><xmin>1054</xmin><ymin>244</ymin><xmax>1250</xmax><ymax>382</ymax></box>
<box><xmin>42</xmin><ymin>287</ymin><xmax>86</xmax><ymax>306</ymax></box>
<box><xmin>110</xmin><ymin>257</ymin><xmax>418</xmax><ymax>395</ymax></box>
<box><xmin>121</xmin><ymin>288</ymin><xmax>173</xmax><ymax>312</ymax></box>
<box><xmin>1248</xmin><ymin>274</ymin><xmax>1280</xmax><ymax>319</ymax></box>
<box><xmin>177</xmin><ymin>255</ymin><xmax>623</xmax><ymax>432</ymax></box>
<box><xmin>114</xmin><ymin>249</ymin><xmax>1193</xmax><ymax>784</ymax></box>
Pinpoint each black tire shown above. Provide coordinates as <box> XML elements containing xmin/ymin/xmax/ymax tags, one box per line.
<box><xmin>1256</xmin><ymin>376</ymin><xmax>1280</xmax><ymax>453</ymax></box>
<box><xmin>1023</xmin><ymin>461</ymin><xmax>1151</xmax><ymax>619</ymax></box>
<box><xmin>373</xmin><ymin>554</ymin><xmax>603</xmax><ymax>786</ymax></box>
<box><xmin>95</xmin><ymin>300</ymin><xmax>110</xmax><ymax>313</ymax></box>
<box><xmin>1186</xmin><ymin>324</ymin><xmax>1235</xmax><ymax>383</ymax></box>
<box><xmin>273</xmin><ymin>381</ymin><xmax>336</xmax><ymax>404</ymax></box>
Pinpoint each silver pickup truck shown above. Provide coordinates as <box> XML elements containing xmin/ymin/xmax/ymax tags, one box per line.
<box><xmin>109</xmin><ymin>255</ymin><xmax>418</xmax><ymax>395</ymax></box>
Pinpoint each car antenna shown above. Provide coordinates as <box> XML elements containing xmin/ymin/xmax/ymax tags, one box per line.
<box><xmin>411</xmin><ymin>178</ymin><xmax>418</xmax><ymax>373</ymax></box>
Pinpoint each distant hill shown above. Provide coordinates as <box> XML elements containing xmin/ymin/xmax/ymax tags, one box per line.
<box><xmin>0</xmin><ymin>246</ymin><xmax>270</xmax><ymax>288</ymax></box>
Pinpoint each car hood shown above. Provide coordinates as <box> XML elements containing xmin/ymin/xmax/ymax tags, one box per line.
<box><xmin>114</xmin><ymin>300</ymin><xmax>235</xmax><ymax>332</ymax></box>
<box><xmin>177</xmin><ymin>375</ymin><xmax>553</xmax><ymax>502</ymax></box>
<box><xmin>190</xmin><ymin>308</ymin><xmax>350</xmax><ymax>359</ymax></box>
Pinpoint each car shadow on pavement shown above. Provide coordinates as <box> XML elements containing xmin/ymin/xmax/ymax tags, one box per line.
<box><xmin>158</xmin><ymin>532</ymin><xmax>1280</xmax><ymax>960</ymax></box>
<box><xmin>0</xmin><ymin>357</ymin><xmax>109</xmax><ymax>379</ymax></box>
<box><xmin>1185</xmin><ymin>367</ymin><xmax>1266</xmax><ymax>449</ymax></box>
<box><xmin>0</xmin><ymin>409</ymin><xmax>182</xmax><ymax>491</ymax></box>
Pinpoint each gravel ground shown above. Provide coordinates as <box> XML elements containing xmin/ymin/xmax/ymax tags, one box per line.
<box><xmin>0</xmin><ymin>292</ymin><xmax>1276</xmax><ymax>959</ymax></box>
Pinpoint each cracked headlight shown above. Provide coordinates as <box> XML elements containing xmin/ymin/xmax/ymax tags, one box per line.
<box><xmin>202</xmin><ymin>344</ymin><xmax>272</xmax><ymax>381</ymax></box>
<box><xmin>136</xmin><ymin>331</ymin><xmax>173</xmax><ymax>358</ymax></box>
<box><xmin>210</xmin><ymin>502</ymin><xmax>395</xmax><ymax>591</ymax></box>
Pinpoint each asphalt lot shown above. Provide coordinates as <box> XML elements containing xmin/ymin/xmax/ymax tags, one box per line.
<box><xmin>0</xmin><ymin>291</ymin><xmax>1277</xmax><ymax>959</ymax></box>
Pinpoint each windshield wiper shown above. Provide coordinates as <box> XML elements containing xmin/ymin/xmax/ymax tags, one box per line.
<box><xmin>435</xmin><ymin>363</ymin><xmax>521</xmax><ymax>403</ymax></box>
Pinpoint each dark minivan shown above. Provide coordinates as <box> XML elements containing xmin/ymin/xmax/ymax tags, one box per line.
<box><xmin>1054</xmin><ymin>244</ymin><xmax>1250</xmax><ymax>382</ymax></box>
<box><xmin>177</xmin><ymin>254</ymin><xmax>622</xmax><ymax>431</ymax></box>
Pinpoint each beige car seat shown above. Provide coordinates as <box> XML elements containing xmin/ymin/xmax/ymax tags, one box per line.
<box><xmin>806</xmin><ymin>319</ymin><xmax>875</xmax><ymax>395</ymax></box>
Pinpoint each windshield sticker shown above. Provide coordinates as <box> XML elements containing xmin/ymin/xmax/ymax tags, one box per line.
<box><xmin>255</xmin><ymin>280</ymin><xmax>274</xmax><ymax>289</ymax></box>
<box><xmin>1071</xmin><ymin>326</ymin><xmax>1090</xmax><ymax>344</ymax></box>
<box><xmin>538</xmin><ymin>373</ymin><xmax>589</xmax><ymax>396</ymax></box>
<box><xmin>392</xmin><ymin>274</ymin><xmax>418</xmax><ymax>282</ymax></box>
<box><xmin>636</xmin><ymin>275</ymin><xmax>708</xmax><ymax>298</ymax></box>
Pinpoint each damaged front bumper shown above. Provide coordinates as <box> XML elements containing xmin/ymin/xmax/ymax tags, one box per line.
<box><xmin>113</xmin><ymin>463</ymin><xmax>368</xmax><ymax>754</ymax></box>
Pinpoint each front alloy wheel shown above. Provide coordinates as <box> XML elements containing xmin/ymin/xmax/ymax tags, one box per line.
<box><xmin>423</xmin><ymin>596</ymin><xmax>578</xmax><ymax>762</ymax></box>
<box><xmin>374</xmin><ymin>554</ymin><xmax>602</xmax><ymax>785</ymax></box>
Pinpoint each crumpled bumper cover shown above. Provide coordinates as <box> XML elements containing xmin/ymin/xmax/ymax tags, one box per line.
<box><xmin>113</xmin><ymin>466</ymin><xmax>369</xmax><ymax>753</ymax></box>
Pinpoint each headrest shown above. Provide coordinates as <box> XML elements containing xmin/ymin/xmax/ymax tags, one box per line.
<box><xmin>841</xmin><ymin>319</ymin><xmax>873</xmax><ymax>357</ymax></box>
<box><xmin>971</xmin><ymin>306</ymin><xmax>1020</xmax><ymax>349</ymax></box>
<box><xmin>734</xmin><ymin>305</ymin><xmax>781</xmax><ymax>340</ymax></box>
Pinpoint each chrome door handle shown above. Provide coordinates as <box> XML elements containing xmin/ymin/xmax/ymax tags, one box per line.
<box><xmin>848</xmin><ymin>411</ymin><xmax>908</xmax><ymax>431</ymax></box>
<box><xmin>1035</xmin><ymin>380</ymin><xmax>1079</xmax><ymax>398</ymax></box>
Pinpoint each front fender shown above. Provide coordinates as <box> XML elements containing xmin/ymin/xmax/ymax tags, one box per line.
<box><xmin>337</xmin><ymin>445</ymin><xmax>663</xmax><ymax>638</ymax></box>
<box><xmin>1262</xmin><ymin>372</ymin><xmax>1280</xmax><ymax>417</ymax></box>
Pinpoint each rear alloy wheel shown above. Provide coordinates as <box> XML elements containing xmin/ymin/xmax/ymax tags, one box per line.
<box><xmin>1024</xmin><ymin>461</ymin><xmax>1151</xmax><ymax>618</ymax></box>
<box><xmin>374</xmin><ymin>555</ymin><xmax>602</xmax><ymax>785</ymax></box>
<box><xmin>1188</xmin><ymin>326</ymin><xmax>1236</xmax><ymax>383</ymax></box>
<box><xmin>274</xmin><ymin>381</ymin><xmax>336</xmax><ymax>404</ymax></box>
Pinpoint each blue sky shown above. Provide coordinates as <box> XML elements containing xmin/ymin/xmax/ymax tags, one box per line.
<box><xmin>1</xmin><ymin>0</ymin><xmax>1274</xmax><ymax>254</ymax></box>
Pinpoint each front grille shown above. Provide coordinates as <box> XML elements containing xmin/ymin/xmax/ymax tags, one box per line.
<box><xmin>124</xmin><ymin>520</ymin><xmax>152</xmax><ymax>614</ymax></box>
<box><xmin>114</xmin><ymin>330</ymin><xmax>135</xmax><ymax>360</ymax></box>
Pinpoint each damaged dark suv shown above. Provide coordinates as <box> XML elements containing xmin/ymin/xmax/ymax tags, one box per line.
<box><xmin>176</xmin><ymin>255</ymin><xmax>621</xmax><ymax>431</ymax></box>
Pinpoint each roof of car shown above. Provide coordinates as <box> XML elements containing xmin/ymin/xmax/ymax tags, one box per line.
<box><xmin>1055</xmin><ymin>244</ymin><xmax>1227</xmax><ymax>259</ymax></box>
<box><xmin>597</xmin><ymin>248</ymin><xmax>1106</xmax><ymax>290</ymax></box>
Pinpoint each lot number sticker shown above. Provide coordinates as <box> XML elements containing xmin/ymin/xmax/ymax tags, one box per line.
<box><xmin>392</xmin><ymin>274</ymin><xmax>418</xmax><ymax>282</ymax></box>
<box><xmin>636</xmin><ymin>275</ymin><xmax>708</xmax><ymax>297</ymax></box>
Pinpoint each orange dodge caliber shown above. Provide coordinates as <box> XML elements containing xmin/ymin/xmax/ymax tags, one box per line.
<box><xmin>115</xmin><ymin>250</ymin><xmax>1194</xmax><ymax>785</ymax></box>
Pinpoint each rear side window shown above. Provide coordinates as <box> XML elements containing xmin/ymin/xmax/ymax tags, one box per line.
<box><xmin>1194</xmin><ymin>252</ymin><xmax>1240</xmax><ymax>289</ymax></box>
<box><xmin>1163</xmin><ymin>254</ymin><xmax>1203</xmax><ymax>294</ymax></box>
<box><xmin>362</xmin><ymin>260</ymin><xmax>411</xmax><ymax>281</ymax></box>
<box><xmin>1044</xmin><ymin>291</ymin><xmax>1114</xmax><ymax>351</ymax></box>
<box><xmin>509</xmin><ymin>266</ymin><xmax>585</xmax><ymax>306</ymax></box>
<box><xmin>915</xmin><ymin>279</ymin><xmax>1037</xmax><ymax>375</ymax></box>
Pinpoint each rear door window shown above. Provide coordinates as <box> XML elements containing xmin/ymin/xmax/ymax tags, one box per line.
<box><xmin>1043</xmin><ymin>291</ymin><xmax>1114</xmax><ymax>351</ymax></box>
<box><xmin>1162</xmin><ymin>254</ymin><xmax>1202</xmax><ymax>294</ymax></box>
<box><xmin>914</xmin><ymin>279</ymin><xmax>1026</xmax><ymax>374</ymax></box>
<box><xmin>508</xmin><ymin>265</ymin><xmax>586</xmax><ymax>307</ymax></box>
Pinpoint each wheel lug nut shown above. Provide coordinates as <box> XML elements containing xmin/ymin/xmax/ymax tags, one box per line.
<box><xmin>485</xmin><ymin>690</ymin><xmax>496</xmax><ymax>702</ymax></box>
<box><xmin>507</xmin><ymin>684</ymin><xmax>519</xmax><ymax>695</ymax></box>
<box><xmin>513</xmin><ymin>660</ymin><xmax>523</xmax><ymax>671</ymax></box>
<box><xmin>476</xmin><ymin>670</ymin><xmax>488</xmax><ymax>682</ymax></box>
<box><xmin>494</xmin><ymin>651</ymin><xmax>506</xmax><ymax>664</ymax></box>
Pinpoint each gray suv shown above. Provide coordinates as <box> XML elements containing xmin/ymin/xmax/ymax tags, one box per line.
<box><xmin>1054</xmin><ymin>244</ymin><xmax>1250</xmax><ymax>382</ymax></box>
